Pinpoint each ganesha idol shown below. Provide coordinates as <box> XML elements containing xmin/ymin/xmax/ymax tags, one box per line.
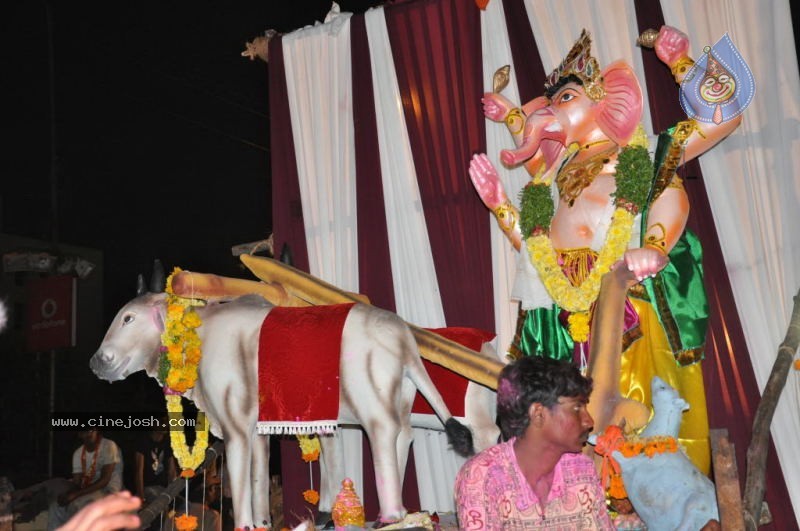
<box><xmin>470</xmin><ymin>26</ymin><xmax>743</xmax><ymax>475</ymax></box>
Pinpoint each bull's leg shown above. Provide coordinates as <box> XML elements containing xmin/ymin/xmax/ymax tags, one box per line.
<box><xmin>225</xmin><ymin>433</ymin><xmax>254</xmax><ymax>529</ymax></box>
<box><xmin>318</xmin><ymin>432</ymin><xmax>344</xmax><ymax>515</ymax></box>
<box><xmin>395</xmin><ymin>381</ymin><xmax>416</xmax><ymax>489</ymax></box>
<box><xmin>364</xmin><ymin>422</ymin><xmax>406</xmax><ymax>523</ymax></box>
<box><xmin>250</xmin><ymin>434</ymin><xmax>271</xmax><ymax>528</ymax></box>
<box><xmin>395</xmin><ymin>423</ymin><xmax>414</xmax><ymax>493</ymax></box>
<box><xmin>465</xmin><ymin>382</ymin><xmax>500</xmax><ymax>453</ymax></box>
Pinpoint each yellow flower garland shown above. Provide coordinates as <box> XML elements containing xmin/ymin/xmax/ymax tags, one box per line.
<box><xmin>297</xmin><ymin>434</ymin><xmax>321</xmax><ymax>463</ymax></box>
<box><xmin>519</xmin><ymin>129</ymin><xmax>652</xmax><ymax>343</ymax></box>
<box><xmin>161</xmin><ymin>268</ymin><xmax>210</xmax><ymax>479</ymax></box>
<box><xmin>161</xmin><ymin>269</ymin><xmax>205</xmax><ymax>394</ymax></box>
<box><xmin>526</xmin><ymin>208</ymin><xmax>635</xmax><ymax>314</ymax></box>
<box><xmin>567</xmin><ymin>312</ymin><xmax>591</xmax><ymax>343</ymax></box>
<box><xmin>166</xmin><ymin>394</ymin><xmax>209</xmax><ymax>471</ymax></box>
<box><xmin>297</xmin><ymin>435</ymin><xmax>321</xmax><ymax>505</ymax></box>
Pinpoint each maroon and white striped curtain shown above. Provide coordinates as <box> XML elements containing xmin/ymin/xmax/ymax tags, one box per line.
<box><xmin>268</xmin><ymin>0</ymin><xmax>799</xmax><ymax>527</ymax></box>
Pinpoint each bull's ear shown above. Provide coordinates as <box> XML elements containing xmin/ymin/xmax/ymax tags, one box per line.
<box><xmin>149</xmin><ymin>291</ymin><xmax>168</xmax><ymax>304</ymax></box>
<box><xmin>136</xmin><ymin>273</ymin><xmax>147</xmax><ymax>296</ymax></box>
<box><xmin>150</xmin><ymin>259</ymin><xmax>166</xmax><ymax>293</ymax></box>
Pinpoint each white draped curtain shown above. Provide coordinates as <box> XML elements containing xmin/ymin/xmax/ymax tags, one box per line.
<box><xmin>362</xmin><ymin>7</ymin><xmax>466</xmax><ymax>510</ymax></box>
<box><xmin>660</xmin><ymin>0</ymin><xmax>800</xmax><ymax>521</ymax></box>
<box><xmin>282</xmin><ymin>13</ymin><xmax>358</xmax><ymax>291</ymax></box>
<box><xmin>276</xmin><ymin>0</ymin><xmax>800</xmax><ymax>523</ymax></box>
<box><xmin>281</xmin><ymin>10</ymin><xmax>368</xmax><ymax>506</ymax></box>
<box><xmin>282</xmin><ymin>6</ymin><xmax>468</xmax><ymax>512</ymax></box>
<box><xmin>480</xmin><ymin>0</ymin><xmax>527</xmax><ymax>358</ymax></box>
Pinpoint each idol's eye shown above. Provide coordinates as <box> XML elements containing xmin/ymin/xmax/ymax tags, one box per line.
<box><xmin>718</xmin><ymin>74</ymin><xmax>730</xmax><ymax>83</ymax></box>
<box><xmin>704</xmin><ymin>77</ymin><xmax>716</xmax><ymax>86</ymax></box>
<box><xmin>559</xmin><ymin>92</ymin><xmax>575</xmax><ymax>103</ymax></box>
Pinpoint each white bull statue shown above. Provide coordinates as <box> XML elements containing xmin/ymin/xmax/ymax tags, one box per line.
<box><xmin>90</xmin><ymin>291</ymin><xmax>488</xmax><ymax>528</ymax></box>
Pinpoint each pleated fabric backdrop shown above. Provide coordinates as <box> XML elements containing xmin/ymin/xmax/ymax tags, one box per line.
<box><xmin>267</xmin><ymin>0</ymin><xmax>800</xmax><ymax>527</ymax></box>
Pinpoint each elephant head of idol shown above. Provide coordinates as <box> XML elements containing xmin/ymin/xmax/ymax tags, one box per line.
<box><xmin>500</xmin><ymin>30</ymin><xmax>643</xmax><ymax>172</ymax></box>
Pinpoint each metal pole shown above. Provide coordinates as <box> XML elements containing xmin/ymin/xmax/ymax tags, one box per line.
<box><xmin>48</xmin><ymin>349</ymin><xmax>55</xmax><ymax>478</ymax></box>
<box><xmin>46</xmin><ymin>1</ymin><xmax>59</xmax><ymax>245</ymax></box>
<box><xmin>45</xmin><ymin>0</ymin><xmax>59</xmax><ymax>480</ymax></box>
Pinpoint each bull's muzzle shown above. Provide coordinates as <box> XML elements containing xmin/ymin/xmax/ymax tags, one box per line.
<box><xmin>90</xmin><ymin>350</ymin><xmax>130</xmax><ymax>381</ymax></box>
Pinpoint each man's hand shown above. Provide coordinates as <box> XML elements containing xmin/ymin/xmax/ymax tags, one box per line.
<box><xmin>57</xmin><ymin>491</ymin><xmax>141</xmax><ymax>531</ymax></box>
<box><xmin>468</xmin><ymin>153</ymin><xmax>508</xmax><ymax>210</ymax></box>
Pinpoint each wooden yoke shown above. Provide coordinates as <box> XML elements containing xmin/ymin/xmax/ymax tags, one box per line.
<box><xmin>172</xmin><ymin>255</ymin><xmax>504</xmax><ymax>390</ymax></box>
<box><xmin>171</xmin><ymin>270</ymin><xmax>296</xmax><ymax>305</ymax></box>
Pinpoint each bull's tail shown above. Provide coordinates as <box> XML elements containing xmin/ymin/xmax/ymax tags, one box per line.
<box><xmin>445</xmin><ymin>418</ymin><xmax>475</xmax><ymax>457</ymax></box>
<box><xmin>404</xmin><ymin>334</ymin><xmax>475</xmax><ymax>457</ymax></box>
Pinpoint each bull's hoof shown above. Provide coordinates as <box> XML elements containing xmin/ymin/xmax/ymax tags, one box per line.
<box><xmin>314</xmin><ymin>511</ymin><xmax>334</xmax><ymax>529</ymax></box>
<box><xmin>371</xmin><ymin>518</ymin><xmax>401</xmax><ymax>529</ymax></box>
<box><xmin>372</xmin><ymin>512</ymin><xmax>433</xmax><ymax>529</ymax></box>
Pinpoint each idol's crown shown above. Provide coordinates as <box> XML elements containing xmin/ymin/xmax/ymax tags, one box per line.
<box><xmin>544</xmin><ymin>29</ymin><xmax>605</xmax><ymax>101</ymax></box>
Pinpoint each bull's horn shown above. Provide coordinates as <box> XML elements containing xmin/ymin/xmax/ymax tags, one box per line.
<box><xmin>136</xmin><ymin>273</ymin><xmax>147</xmax><ymax>295</ymax></box>
<box><xmin>150</xmin><ymin>259</ymin><xmax>166</xmax><ymax>293</ymax></box>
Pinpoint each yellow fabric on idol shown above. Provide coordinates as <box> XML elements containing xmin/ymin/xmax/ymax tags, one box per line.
<box><xmin>620</xmin><ymin>297</ymin><xmax>710</xmax><ymax>475</ymax></box>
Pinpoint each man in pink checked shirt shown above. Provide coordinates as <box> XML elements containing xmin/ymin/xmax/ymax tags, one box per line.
<box><xmin>454</xmin><ymin>354</ymin><xmax>612</xmax><ymax>530</ymax></box>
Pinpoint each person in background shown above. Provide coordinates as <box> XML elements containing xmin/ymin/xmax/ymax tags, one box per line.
<box><xmin>133</xmin><ymin>421</ymin><xmax>177</xmax><ymax>503</ymax></box>
<box><xmin>47</xmin><ymin>429</ymin><xmax>124</xmax><ymax>531</ymax></box>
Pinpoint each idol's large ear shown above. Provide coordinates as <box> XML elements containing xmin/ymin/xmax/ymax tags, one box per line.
<box><xmin>596</xmin><ymin>61</ymin><xmax>643</xmax><ymax>145</ymax></box>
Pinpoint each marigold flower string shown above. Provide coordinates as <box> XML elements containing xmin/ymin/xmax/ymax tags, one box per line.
<box><xmin>593</xmin><ymin>424</ymin><xmax>681</xmax><ymax>500</ymax></box>
<box><xmin>297</xmin><ymin>435</ymin><xmax>321</xmax><ymax>505</ymax></box>
<box><xmin>161</xmin><ymin>267</ymin><xmax>209</xmax><ymax>531</ymax></box>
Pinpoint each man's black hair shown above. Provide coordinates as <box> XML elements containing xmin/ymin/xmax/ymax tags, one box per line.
<box><xmin>496</xmin><ymin>355</ymin><xmax>592</xmax><ymax>439</ymax></box>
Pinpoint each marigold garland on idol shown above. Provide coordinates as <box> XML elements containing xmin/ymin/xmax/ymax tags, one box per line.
<box><xmin>519</xmin><ymin>139</ymin><xmax>652</xmax><ymax>344</ymax></box>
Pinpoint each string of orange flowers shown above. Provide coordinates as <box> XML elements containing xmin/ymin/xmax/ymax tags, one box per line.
<box><xmin>297</xmin><ymin>435</ymin><xmax>321</xmax><ymax>505</ymax></box>
<box><xmin>592</xmin><ymin>424</ymin><xmax>680</xmax><ymax>500</ymax></box>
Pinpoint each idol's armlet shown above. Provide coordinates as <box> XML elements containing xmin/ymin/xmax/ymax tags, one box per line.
<box><xmin>493</xmin><ymin>200</ymin><xmax>522</xmax><ymax>251</ymax></box>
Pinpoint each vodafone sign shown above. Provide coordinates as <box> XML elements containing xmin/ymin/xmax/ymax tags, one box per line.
<box><xmin>26</xmin><ymin>275</ymin><xmax>77</xmax><ymax>352</ymax></box>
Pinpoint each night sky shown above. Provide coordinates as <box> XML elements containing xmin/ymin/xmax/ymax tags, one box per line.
<box><xmin>1</xmin><ymin>1</ymin><xmax>381</xmax><ymax>488</ymax></box>
<box><xmin>4</xmin><ymin>1</ymin><xmax>382</xmax><ymax>319</ymax></box>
